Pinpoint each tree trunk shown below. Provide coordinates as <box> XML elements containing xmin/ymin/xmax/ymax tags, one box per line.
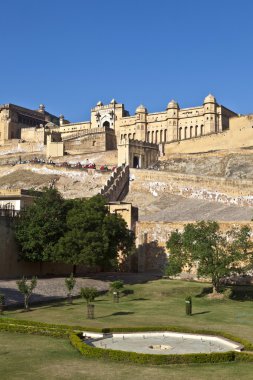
<box><xmin>212</xmin><ymin>278</ymin><xmax>220</xmax><ymax>294</ymax></box>
<box><xmin>67</xmin><ymin>293</ymin><xmax>73</xmax><ymax>304</ymax></box>
<box><xmin>24</xmin><ymin>295</ymin><xmax>30</xmax><ymax>311</ymax></box>
<box><xmin>72</xmin><ymin>265</ymin><xmax>77</xmax><ymax>275</ymax></box>
<box><xmin>87</xmin><ymin>304</ymin><xmax>95</xmax><ymax>319</ymax></box>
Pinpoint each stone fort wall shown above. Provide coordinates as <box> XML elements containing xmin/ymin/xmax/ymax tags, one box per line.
<box><xmin>135</xmin><ymin>220</ymin><xmax>253</xmax><ymax>273</ymax></box>
<box><xmin>129</xmin><ymin>168</ymin><xmax>253</xmax><ymax>207</ymax></box>
<box><xmin>165</xmin><ymin>114</ymin><xmax>253</xmax><ymax>154</ymax></box>
<box><xmin>0</xmin><ymin>217</ymin><xmax>91</xmax><ymax>279</ymax></box>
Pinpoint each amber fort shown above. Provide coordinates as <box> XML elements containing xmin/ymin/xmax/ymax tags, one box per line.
<box><xmin>0</xmin><ymin>94</ymin><xmax>253</xmax><ymax>277</ymax></box>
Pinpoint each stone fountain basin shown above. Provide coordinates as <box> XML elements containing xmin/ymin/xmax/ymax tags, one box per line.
<box><xmin>82</xmin><ymin>331</ymin><xmax>243</xmax><ymax>355</ymax></box>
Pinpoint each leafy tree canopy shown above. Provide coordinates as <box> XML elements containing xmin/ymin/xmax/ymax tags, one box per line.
<box><xmin>15</xmin><ymin>188</ymin><xmax>70</xmax><ymax>262</ymax></box>
<box><xmin>166</xmin><ymin>221</ymin><xmax>253</xmax><ymax>293</ymax></box>
<box><xmin>55</xmin><ymin>195</ymin><xmax>135</xmax><ymax>270</ymax></box>
<box><xmin>15</xmin><ymin>191</ymin><xmax>134</xmax><ymax>270</ymax></box>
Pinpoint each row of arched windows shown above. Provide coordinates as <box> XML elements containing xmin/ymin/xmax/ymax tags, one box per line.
<box><xmin>121</xmin><ymin>133</ymin><xmax>136</xmax><ymax>140</ymax></box>
<box><xmin>147</xmin><ymin>129</ymin><xmax>167</xmax><ymax>144</ymax></box>
<box><xmin>120</xmin><ymin>125</ymin><xmax>205</xmax><ymax>143</ymax></box>
<box><xmin>178</xmin><ymin>125</ymin><xmax>204</xmax><ymax>140</ymax></box>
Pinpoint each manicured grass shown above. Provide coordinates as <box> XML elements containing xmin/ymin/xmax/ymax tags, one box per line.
<box><xmin>1</xmin><ymin>332</ymin><xmax>253</xmax><ymax>380</ymax></box>
<box><xmin>4</xmin><ymin>279</ymin><xmax>253</xmax><ymax>343</ymax></box>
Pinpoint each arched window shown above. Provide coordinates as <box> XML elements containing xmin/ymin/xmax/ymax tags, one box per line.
<box><xmin>133</xmin><ymin>133</ymin><xmax>136</xmax><ymax>140</ymax></box>
<box><xmin>184</xmin><ymin>127</ymin><xmax>187</xmax><ymax>139</ymax></box>
<box><xmin>190</xmin><ymin>126</ymin><xmax>193</xmax><ymax>138</ymax></box>
<box><xmin>164</xmin><ymin>129</ymin><xmax>167</xmax><ymax>142</ymax></box>
<box><xmin>128</xmin><ymin>133</ymin><xmax>131</xmax><ymax>139</ymax></box>
<box><xmin>147</xmin><ymin>131</ymin><xmax>150</xmax><ymax>142</ymax></box>
<box><xmin>195</xmin><ymin>126</ymin><xmax>198</xmax><ymax>137</ymax></box>
<box><xmin>179</xmin><ymin>127</ymin><xmax>182</xmax><ymax>140</ymax></box>
<box><xmin>160</xmin><ymin>130</ymin><xmax>163</xmax><ymax>143</ymax></box>
<box><xmin>201</xmin><ymin>125</ymin><xmax>204</xmax><ymax>135</ymax></box>
<box><xmin>151</xmin><ymin>131</ymin><xmax>154</xmax><ymax>143</ymax></box>
<box><xmin>155</xmin><ymin>130</ymin><xmax>158</xmax><ymax>143</ymax></box>
<box><xmin>103</xmin><ymin>121</ymin><xmax>110</xmax><ymax>128</ymax></box>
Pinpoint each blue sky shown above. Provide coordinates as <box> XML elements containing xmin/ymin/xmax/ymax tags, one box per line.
<box><xmin>0</xmin><ymin>0</ymin><xmax>252</xmax><ymax>121</ymax></box>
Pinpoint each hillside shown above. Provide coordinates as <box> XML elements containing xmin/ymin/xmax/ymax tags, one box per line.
<box><xmin>125</xmin><ymin>150</ymin><xmax>253</xmax><ymax>222</ymax></box>
<box><xmin>155</xmin><ymin>150</ymin><xmax>253</xmax><ymax>179</ymax></box>
<box><xmin>0</xmin><ymin>150</ymin><xmax>118</xmax><ymax>198</ymax></box>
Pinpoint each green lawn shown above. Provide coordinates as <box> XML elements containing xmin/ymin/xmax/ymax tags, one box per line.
<box><xmin>0</xmin><ymin>332</ymin><xmax>253</xmax><ymax>380</ymax></box>
<box><xmin>4</xmin><ymin>279</ymin><xmax>253</xmax><ymax>343</ymax></box>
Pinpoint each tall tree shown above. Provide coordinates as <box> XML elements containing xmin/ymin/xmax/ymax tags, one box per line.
<box><xmin>55</xmin><ymin>195</ymin><xmax>135</xmax><ymax>270</ymax></box>
<box><xmin>15</xmin><ymin>188</ymin><xmax>69</xmax><ymax>262</ymax></box>
<box><xmin>166</xmin><ymin>221</ymin><xmax>253</xmax><ymax>293</ymax></box>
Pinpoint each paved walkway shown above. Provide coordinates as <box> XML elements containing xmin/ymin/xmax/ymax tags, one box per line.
<box><xmin>0</xmin><ymin>272</ymin><xmax>161</xmax><ymax>307</ymax></box>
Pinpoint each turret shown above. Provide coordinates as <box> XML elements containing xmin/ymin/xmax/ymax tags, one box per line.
<box><xmin>135</xmin><ymin>104</ymin><xmax>148</xmax><ymax>140</ymax></box>
<box><xmin>203</xmin><ymin>94</ymin><xmax>217</xmax><ymax>133</ymax></box>
<box><xmin>38</xmin><ymin>104</ymin><xmax>45</xmax><ymax>114</ymax></box>
<box><xmin>166</xmin><ymin>100</ymin><xmax>179</xmax><ymax>141</ymax></box>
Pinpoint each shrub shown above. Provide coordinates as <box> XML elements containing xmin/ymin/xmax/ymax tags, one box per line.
<box><xmin>65</xmin><ymin>273</ymin><xmax>76</xmax><ymax>304</ymax></box>
<box><xmin>16</xmin><ymin>276</ymin><xmax>37</xmax><ymax>311</ymax></box>
<box><xmin>80</xmin><ymin>287</ymin><xmax>98</xmax><ymax>304</ymax></box>
<box><xmin>109</xmin><ymin>280</ymin><xmax>124</xmax><ymax>293</ymax></box>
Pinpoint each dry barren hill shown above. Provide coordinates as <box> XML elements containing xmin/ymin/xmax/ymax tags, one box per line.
<box><xmin>1</xmin><ymin>148</ymin><xmax>253</xmax><ymax>222</ymax></box>
<box><xmin>125</xmin><ymin>149</ymin><xmax>253</xmax><ymax>222</ymax></box>
<box><xmin>125</xmin><ymin>192</ymin><xmax>253</xmax><ymax>222</ymax></box>
<box><xmin>155</xmin><ymin>150</ymin><xmax>253</xmax><ymax>179</ymax></box>
<box><xmin>0</xmin><ymin>151</ymin><xmax>118</xmax><ymax>198</ymax></box>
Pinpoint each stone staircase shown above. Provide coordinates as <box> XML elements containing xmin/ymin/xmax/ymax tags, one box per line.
<box><xmin>100</xmin><ymin>165</ymin><xmax>129</xmax><ymax>202</ymax></box>
<box><xmin>61</xmin><ymin>129</ymin><xmax>90</xmax><ymax>141</ymax></box>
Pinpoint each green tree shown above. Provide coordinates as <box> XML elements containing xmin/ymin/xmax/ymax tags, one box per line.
<box><xmin>16</xmin><ymin>276</ymin><xmax>37</xmax><ymax>310</ymax></box>
<box><xmin>166</xmin><ymin>221</ymin><xmax>253</xmax><ymax>293</ymax></box>
<box><xmin>109</xmin><ymin>280</ymin><xmax>124</xmax><ymax>293</ymax></box>
<box><xmin>80</xmin><ymin>287</ymin><xmax>98</xmax><ymax>304</ymax></box>
<box><xmin>15</xmin><ymin>188</ymin><xmax>70</xmax><ymax>262</ymax></box>
<box><xmin>109</xmin><ymin>280</ymin><xmax>124</xmax><ymax>302</ymax></box>
<box><xmin>65</xmin><ymin>273</ymin><xmax>76</xmax><ymax>304</ymax></box>
<box><xmin>80</xmin><ymin>286</ymin><xmax>98</xmax><ymax>319</ymax></box>
<box><xmin>56</xmin><ymin>195</ymin><xmax>135</xmax><ymax>270</ymax></box>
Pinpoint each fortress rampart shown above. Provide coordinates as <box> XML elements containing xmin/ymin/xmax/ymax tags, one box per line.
<box><xmin>129</xmin><ymin>168</ymin><xmax>253</xmax><ymax>207</ymax></box>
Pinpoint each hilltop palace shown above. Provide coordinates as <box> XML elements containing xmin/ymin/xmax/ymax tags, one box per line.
<box><xmin>0</xmin><ymin>95</ymin><xmax>252</xmax><ymax>168</ymax></box>
<box><xmin>1</xmin><ymin>94</ymin><xmax>253</xmax><ymax>277</ymax></box>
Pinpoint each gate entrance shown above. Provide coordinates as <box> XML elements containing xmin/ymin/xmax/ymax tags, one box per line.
<box><xmin>133</xmin><ymin>155</ymin><xmax>140</xmax><ymax>168</ymax></box>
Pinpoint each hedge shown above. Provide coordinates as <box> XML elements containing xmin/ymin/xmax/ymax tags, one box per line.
<box><xmin>69</xmin><ymin>333</ymin><xmax>244</xmax><ymax>365</ymax></box>
<box><xmin>1</xmin><ymin>317</ymin><xmax>253</xmax><ymax>364</ymax></box>
<box><xmin>0</xmin><ymin>322</ymin><xmax>68</xmax><ymax>338</ymax></box>
<box><xmin>1</xmin><ymin>317</ymin><xmax>253</xmax><ymax>350</ymax></box>
<box><xmin>0</xmin><ymin>317</ymin><xmax>84</xmax><ymax>332</ymax></box>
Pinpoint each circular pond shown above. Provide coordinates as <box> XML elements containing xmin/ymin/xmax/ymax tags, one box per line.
<box><xmin>82</xmin><ymin>331</ymin><xmax>243</xmax><ymax>355</ymax></box>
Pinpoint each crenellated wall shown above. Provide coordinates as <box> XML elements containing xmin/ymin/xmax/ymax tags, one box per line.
<box><xmin>100</xmin><ymin>165</ymin><xmax>129</xmax><ymax>202</ymax></box>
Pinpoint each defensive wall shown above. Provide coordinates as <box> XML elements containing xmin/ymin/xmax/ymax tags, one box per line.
<box><xmin>129</xmin><ymin>169</ymin><xmax>253</xmax><ymax>207</ymax></box>
<box><xmin>135</xmin><ymin>220</ymin><xmax>253</xmax><ymax>273</ymax></box>
<box><xmin>100</xmin><ymin>165</ymin><xmax>130</xmax><ymax>202</ymax></box>
<box><xmin>0</xmin><ymin>216</ymin><xmax>93</xmax><ymax>279</ymax></box>
<box><xmin>165</xmin><ymin>114</ymin><xmax>253</xmax><ymax>155</ymax></box>
<box><xmin>63</xmin><ymin>127</ymin><xmax>116</xmax><ymax>156</ymax></box>
<box><xmin>21</xmin><ymin>127</ymin><xmax>46</xmax><ymax>144</ymax></box>
<box><xmin>118</xmin><ymin>139</ymin><xmax>159</xmax><ymax>168</ymax></box>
